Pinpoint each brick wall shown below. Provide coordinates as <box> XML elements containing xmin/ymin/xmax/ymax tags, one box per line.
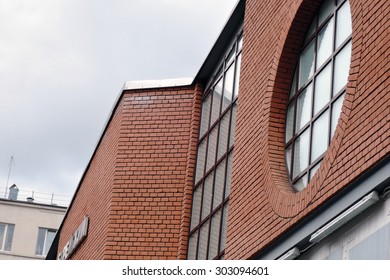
<box><xmin>226</xmin><ymin>0</ymin><xmax>389</xmax><ymax>259</ymax></box>
<box><xmin>105</xmin><ymin>85</ymin><xmax>196</xmax><ymax>260</ymax></box>
<box><xmin>177</xmin><ymin>83</ymin><xmax>203</xmax><ymax>259</ymax></box>
<box><xmin>57</xmin><ymin>84</ymin><xmax>197</xmax><ymax>259</ymax></box>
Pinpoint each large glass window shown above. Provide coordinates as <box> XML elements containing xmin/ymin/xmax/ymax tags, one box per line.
<box><xmin>35</xmin><ymin>228</ymin><xmax>56</xmax><ymax>256</ymax></box>
<box><xmin>188</xmin><ymin>31</ymin><xmax>242</xmax><ymax>260</ymax></box>
<box><xmin>0</xmin><ymin>222</ymin><xmax>15</xmax><ymax>251</ymax></box>
<box><xmin>285</xmin><ymin>0</ymin><xmax>352</xmax><ymax>191</ymax></box>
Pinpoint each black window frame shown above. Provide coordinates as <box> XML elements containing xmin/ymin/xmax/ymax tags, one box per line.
<box><xmin>285</xmin><ymin>0</ymin><xmax>352</xmax><ymax>191</ymax></box>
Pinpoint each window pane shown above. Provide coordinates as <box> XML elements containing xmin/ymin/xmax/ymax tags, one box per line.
<box><xmin>44</xmin><ymin>230</ymin><xmax>56</xmax><ymax>256</ymax></box>
<box><xmin>195</xmin><ymin>139</ymin><xmax>206</xmax><ymax>184</ymax></box>
<box><xmin>333</xmin><ymin>42</ymin><xmax>351</xmax><ymax>95</ymax></box>
<box><xmin>214</xmin><ymin>159</ymin><xmax>226</xmax><ymax>210</ymax></box>
<box><xmin>299</xmin><ymin>41</ymin><xmax>315</xmax><ymax>88</ymax></box>
<box><xmin>229</xmin><ymin>103</ymin><xmax>237</xmax><ymax>148</ymax></box>
<box><xmin>311</xmin><ymin>110</ymin><xmax>330</xmax><ymax>163</ymax></box>
<box><xmin>294</xmin><ymin>175</ymin><xmax>308</xmax><ymax>192</ymax></box>
<box><xmin>217</xmin><ymin>111</ymin><xmax>231</xmax><ymax>160</ymax></box>
<box><xmin>206</xmin><ymin>125</ymin><xmax>218</xmax><ymax>171</ymax></box>
<box><xmin>234</xmin><ymin>54</ymin><xmax>242</xmax><ymax>99</ymax></box>
<box><xmin>210</xmin><ymin>80</ymin><xmax>222</xmax><ymax>125</ymax></box>
<box><xmin>331</xmin><ymin>93</ymin><xmax>345</xmax><ymax>138</ymax></box>
<box><xmin>198</xmin><ymin>220</ymin><xmax>210</xmax><ymax>260</ymax></box>
<box><xmin>202</xmin><ymin>173</ymin><xmax>214</xmax><ymax>220</ymax></box>
<box><xmin>310</xmin><ymin>160</ymin><xmax>322</xmax><ymax>180</ymax></box>
<box><xmin>305</xmin><ymin>18</ymin><xmax>317</xmax><ymax>43</ymax></box>
<box><xmin>222</xmin><ymin>64</ymin><xmax>235</xmax><ymax>112</ymax></box>
<box><xmin>0</xmin><ymin>224</ymin><xmax>5</xmax><ymax>250</ymax></box>
<box><xmin>286</xmin><ymin>144</ymin><xmax>292</xmax><ymax>175</ymax></box>
<box><xmin>319</xmin><ymin>0</ymin><xmax>333</xmax><ymax>26</ymax></box>
<box><xmin>289</xmin><ymin>69</ymin><xmax>297</xmax><ymax>99</ymax></box>
<box><xmin>187</xmin><ymin>231</ymin><xmax>198</xmax><ymax>260</ymax></box>
<box><xmin>199</xmin><ymin>93</ymin><xmax>211</xmax><ymax>138</ymax></box>
<box><xmin>226</xmin><ymin>47</ymin><xmax>235</xmax><ymax>67</ymax></box>
<box><xmin>225</xmin><ymin>152</ymin><xmax>233</xmax><ymax>199</ymax></box>
<box><xmin>4</xmin><ymin>224</ymin><xmax>14</xmax><ymax>251</ymax></box>
<box><xmin>314</xmin><ymin>63</ymin><xmax>332</xmax><ymax>115</ymax></box>
<box><xmin>220</xmin><ymin>203</ymin><xmax>229</xmax><ymax>251</ymax></box>
<box><xmin>238</xmin><ymin>35</ymin><xmax>243</xmax><ymax>51</ymax></box>
<box><xmin>190</xmin><ymin>186</ymin><xmax>202</xmax><ymax>230</ymax></box>
<box><xmin>208</xmin><ymin>210</ymin><xmax>222</xmax><ymax>260</ymax></box>
<box><xmin>35</xmin><ymin>228</ymin><xmax>46</xmax><ymax>255</ymax></box>
<box><xmin>336</xmin><ymin>1</ymin><xmax>352</xmax><ymax>48</ymax></box>
<box><xmin>296</xmin><ymin>84</ymin><xmax>313</xmax><ymax>131</ymax></box>
<box><xmin>317</xmin><ymin>18</ymin><xmax>334</xmax><ymax>69</ymax></box>
<box><xmin>285</xmin><ymin>102</ymin><xmax>295</xmax><ymax>143</ymax></box>
<box><xmin>293</xmin><ymin>128</ymin><xmax>310</xmax><ymax>178</ymax></box>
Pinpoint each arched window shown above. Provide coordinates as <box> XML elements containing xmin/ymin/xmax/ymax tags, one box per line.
<box><xmin>285</xmin><ymin>0</ymin><xmax>352</xmax><ymax>191</ymax></box>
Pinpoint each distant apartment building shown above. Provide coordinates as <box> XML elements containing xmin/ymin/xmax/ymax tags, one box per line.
<box><xmin>0</xmin><ymin>185</ymin><xmax>66</xmax><ymax>260</ymax></box>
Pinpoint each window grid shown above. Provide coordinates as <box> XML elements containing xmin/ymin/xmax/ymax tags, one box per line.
<box><xmin>285</xmin><ymin>0</ymin><xmax>352</xmax><ymax>191</ymax></box>
<box><xmin>0</xmin><ymin>222</ymin><xmax>15</xmax><ymax>252</ymax></box>
<box><xmin>35</xmin><ymin>227</ymin><xmax>56</xmax><ymax>256</ymax></box>
<box><xmin>188</xmin><ymin>31</ymin><xmax>242</xmax><ymax>260</ymax></box>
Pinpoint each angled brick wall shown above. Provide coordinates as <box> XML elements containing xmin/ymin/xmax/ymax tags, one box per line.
<box><xmin>105</xmin><ymin>85</ymin><xmax>196</xmax><ymax>260</ymax></box>
<box><xmin>226</xmin><ymin>0</ymin><xmax>389</xmax><ymax>259</ymax></box>
<box><xmin>57</xmin><ymin>84</ymin><xmax>197</xmax><ymax>260</ymax></box>
<box><xmin>177</xmin><ymin>83</ymin><xmax>203</xmax><ymax>259</ymax></box>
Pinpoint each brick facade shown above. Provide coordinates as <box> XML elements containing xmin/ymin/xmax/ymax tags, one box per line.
<box><xmin>225</xmin><ymin>0</ymin><xmax>389</xmax><ymax>259</ymax></box>
<box><xmin>58</xmin><ymin>85</ymin><xmax>198</xmax><ymax>259</ymax></box>
<box><xmin>54</xmin><ymin>0</ymin><xmax>389</xmax><ymax>260</ymax></box>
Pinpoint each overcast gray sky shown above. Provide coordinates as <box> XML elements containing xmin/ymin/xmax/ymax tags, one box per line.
<box><xmin>0</xmin><ymin>0</ymin><xmax>238</xmax><ymax>204</ymax></box>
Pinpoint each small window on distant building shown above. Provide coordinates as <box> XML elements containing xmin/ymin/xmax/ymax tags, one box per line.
<box><xmin>0</xmin><ymin>223</ymin><xmax>15</xmax><ymax>251</ymax></box>
<box><xmin>285</xmin><ymin>0</ymin><xmax>352</xmax><ymax>191</ymax></box>
<box><xmin>35</xmin><ymin>228</ymin><xmax>56</xmax><ymax>256</ymax></box>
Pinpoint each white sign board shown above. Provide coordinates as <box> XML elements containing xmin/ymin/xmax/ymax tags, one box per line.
<box><xmin>58</xmin><ymin>216</ymin><xmax>89</xmax><ymax>260</ymax></box>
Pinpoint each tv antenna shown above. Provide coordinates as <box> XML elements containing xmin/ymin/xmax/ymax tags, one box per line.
<box><xmin>4</xmin><ymin>156</ymin><xmax>15</xmax><ymax>198</ymax></box>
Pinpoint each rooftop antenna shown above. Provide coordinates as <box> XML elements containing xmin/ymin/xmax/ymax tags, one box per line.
<box><xmin>4</xmin><ymin>156</ymin><xmax>15</xmax><ymax>199</ymax></box>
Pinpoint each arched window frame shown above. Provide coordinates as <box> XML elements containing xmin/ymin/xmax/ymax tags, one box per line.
<box><xmin>285</xmin><ymin>0</ymin><xmax>352</xmax><ymax>191</ymax></box>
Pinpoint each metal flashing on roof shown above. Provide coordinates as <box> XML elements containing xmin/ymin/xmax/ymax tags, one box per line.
<box><xmin>123</xmin><ymin>77</ymin><xmax>194</xmax><ymax>91</ymax></box>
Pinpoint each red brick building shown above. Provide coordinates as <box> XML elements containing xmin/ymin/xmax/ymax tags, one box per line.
<box><xmin>48</xmin><ymin>0</ymin><xmax>389</xmax><ymax>260</ymax></box>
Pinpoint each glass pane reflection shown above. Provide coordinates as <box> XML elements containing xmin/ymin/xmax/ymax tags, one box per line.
<box><xmin>210</xmin><ymin>80</ymin><xmax>222</xmax><ymax>125</ymax></box>
<box><xmin>331</xmin><ymin>93</ymin><xmax>345</xmax><ymax>138</ymax></box>
<box><xmin>293</xmin><ymin>128</ymin><xmax>310</xmax><ymax>178</ymax></box>
<box><xmin>299</xmin><ymin>41</ymin><xmax>315</xmax><ymax>88</ymax></box>
<box><xmin>311</xmin><ymin>110</ymin><xmax>330</xmax><ymax>163</ymax></box>
<box><xmin>336</xmin><ymin>1</ymin><xmax>352</xmax><ymax>48</ymax></box>
<box><xmin>314</xmin><ymin>63</ymin><xmax>332</xmax><ymax>115</ymax></box>
<box><xmin>296</xmin><ymin>84</ymin><xmax>313</xmax><ymax>131</ymax></box>
<box><xmin>333</xmin><ymin>42</ymin><xmax>351</xmax><ymax>95</ymax></box>
<box><xmin>317</xmin><ymin>18</ymin><xmax>334</xmax><ymax>69</ymax></box>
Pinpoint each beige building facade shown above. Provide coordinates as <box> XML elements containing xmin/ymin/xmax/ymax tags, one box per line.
<box><xmin>0</xmin><ymin>191</ymin><xmax>66</xmax><ymax>260</ymax></box>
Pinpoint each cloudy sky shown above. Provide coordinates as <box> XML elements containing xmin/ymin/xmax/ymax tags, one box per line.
<box><xmin>0</xmin><ymin>0</ymin><xmax>238</xmax><ymax>204</ymax></box>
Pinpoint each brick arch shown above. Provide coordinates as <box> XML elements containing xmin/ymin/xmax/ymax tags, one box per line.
<box><xmin>263</xmin><ymin>0</ymin><xmax>363</xmax><ymax>218</ymax></box>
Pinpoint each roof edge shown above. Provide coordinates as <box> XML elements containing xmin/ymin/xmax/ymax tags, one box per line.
<box><xmin>194</xmin><ymin>0</ymin><xmax>245</xmax><ymax>83</ymax></box>
<box><xmin>123</xmin><ymin>77</ymin><xmax>194</xmax><ymax>91</ymax></box>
